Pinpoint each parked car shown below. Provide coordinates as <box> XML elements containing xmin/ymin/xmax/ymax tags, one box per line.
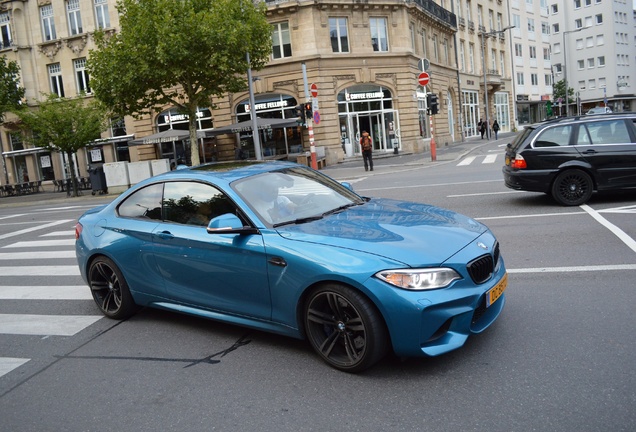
<box><xmin>503</xmin><ymin>113</ymin><xmax>636</xmax><ymax>205</ymax></box>
<box><xmin>76</xmin><ymin>161</ymin><xmax>507</xmax><ymax>372</ymax></box>
<box><xmin>586</xmin><ymin>107</ymin><xmax>613</xmax><ymax>115</ymax></box>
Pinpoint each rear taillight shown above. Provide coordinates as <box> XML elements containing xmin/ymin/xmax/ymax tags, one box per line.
<box><xmin>511</xmin><ymin>155</ymin><xmax>527</xmax><ymax>169</ymax></box>
<box><xmin>75</xmin><ymin>222</ymin><xmax>83</xmax><ymax>240</ymax></box>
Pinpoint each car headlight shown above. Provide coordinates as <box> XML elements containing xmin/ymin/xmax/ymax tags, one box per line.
<box><xmin>375</xmin><ymin>268</ymin><xmax>461</xmax><ymax>290</ymax></box>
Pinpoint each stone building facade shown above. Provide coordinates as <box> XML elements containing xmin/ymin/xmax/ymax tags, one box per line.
<box><xmin>0</xmin><ymin>0</ymin><xmax>473</xmax><ymax>189</ymax></box>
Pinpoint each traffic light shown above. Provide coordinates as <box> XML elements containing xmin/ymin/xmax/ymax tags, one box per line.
<box><xmin>426</xmin><ymin>93</ymin><xmax>439</xmax><ymax>115</ymax></box>
<box><xmin>295</xmin><ymin>104</ymin><xmax>305</xmax><ymax>125</ymax></box>
<box><xmin>304</xmin><ymin>102</ymin><xmax>312</xmax><ymax>120</ymax></box>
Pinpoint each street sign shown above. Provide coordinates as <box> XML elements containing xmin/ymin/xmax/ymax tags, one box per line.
<box><xmin>310</xmin><ymin>83</ymin><xmax>318</xmax><ymax>98</ymax></box>
<box><xmin>418</xmin><ymin>72</ymin><xmax>430</xmax><ymax>87</ymax></box>
<box><xmin>418</xmin><ymin>58</ymin><xmax>430</xmax><ymax>72</ymax></box>
<box><xmin>313</xmin><ymin>111</ymin><xmax>321</xmax><ymax>125</ymax></box>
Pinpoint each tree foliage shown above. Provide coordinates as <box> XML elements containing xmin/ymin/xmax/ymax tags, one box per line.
<box><xmin>0</xmin><ymin>55</ymin><xmax>26</xmax><ymax>124</ymax></box>
<box><xmin>16</xmin><ymin>94</ymin><xmax>108</xmax><ymax>197</ymax></box>
<box><xmin>552</xmin><ymin>79</ymin><xmax>574</xmax><ymax>104</ymax></box>
<box><xmin>87</xmin><ymin>0</ymin><xmax>272</xmax><ymax>166</ymax></box>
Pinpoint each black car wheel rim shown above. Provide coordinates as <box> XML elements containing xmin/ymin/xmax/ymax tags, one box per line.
<box><xmin>306</xmin><ymin>292</ymin><xmax>367</xmax><ymax>367</ymax></box>
<box><xmin>89</xmin><ymin>262</ymin><xmax>123</xmax><ymax>313</ymax></box>
<box><xmin>558</xmin><ymin>174</ymin><xmax>589</xmax><ymax>203</ymax></box>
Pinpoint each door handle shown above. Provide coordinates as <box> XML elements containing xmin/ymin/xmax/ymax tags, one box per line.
<box><xmin>155</xmin><ymin>231</ymin><xmax>174</xmax><ymax>240</ymax></box>
<box><xmin>582</xmin><ymin>149</ymin><xmax>597</xmax><ymax>154</ymax></box>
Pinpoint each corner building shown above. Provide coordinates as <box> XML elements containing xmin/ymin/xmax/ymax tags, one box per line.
<box><xmin>1</xmin><ymin>0</ymin><xmax>464</xmax><ymax>188</ymax></box>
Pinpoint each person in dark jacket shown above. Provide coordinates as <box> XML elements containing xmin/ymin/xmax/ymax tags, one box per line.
<box><xmin>492</xmin><ymin>119</ymin><xmax>500</xmax><ymax>139</ymax></box>
<box><xmin>360</xmin><ymin>130</ymin><xmax>373</xmax><ymax>171</ymax></box>
<box><xmin>479</xmin><ymin>119</ymin><xmax>486</xmax><ymax>139</ymax></box>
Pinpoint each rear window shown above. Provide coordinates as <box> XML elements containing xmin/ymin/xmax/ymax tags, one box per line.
<box><xmin>509</xmin><ymin>127</ymin><xmax>534</xmax><ymax>151</ymax></box>
<box><xmin>533</xmin><ymin>125</ymin><xmax>573</xmax><ymax>147</ymax></box>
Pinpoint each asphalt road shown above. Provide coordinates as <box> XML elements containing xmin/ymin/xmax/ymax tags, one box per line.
<box><xmin>1</xmin><ymin>138</ymin><xmax>635</xmax><ymax>431</ymax></box>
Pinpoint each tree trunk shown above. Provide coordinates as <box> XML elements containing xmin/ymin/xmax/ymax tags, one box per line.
<box><xmin>66</xmin><ymin>151</ymin><xmax>79</xmax><ymax>197</ymax></box>
<box><xmin>188</xmin><ymin>109</ymin><xmax>200</xmax><ymax>166</ymax></box>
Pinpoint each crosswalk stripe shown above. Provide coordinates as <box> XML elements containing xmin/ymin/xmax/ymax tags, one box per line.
<box><xmin>0</xmin><ymin>266</ymin><xmax>80</xmax><ymax>276</ymax></box>
<box><xmin>2</xmin><ymin>239</ymin><xmax>76</xmax><ymax>248</ymax></box>
<box><xmin>0</xmin><ymin>220</ymin><xmax>74</xmax><ymax>241</ymax></box>
<box><xmin>457</xmin><ymin>156</ymin><xmax>476</xmax><ymax>166</ymax></box>
<box><xmin>0</xmin><ymin>251</ymin><xmax>76</xmax><ymax>260</ymax></box>
<box><xmin>0</xmin><ymin>314</ymin><xmax>102</xmax><ymax>336</ymax></box>
<box><xmin>0</xmin><ymin>358</ymin><xmax>30</xmax><ymax>378</ymax></box>
<box><xmin>0</xmin><ymin>285</ymin><xmax>91</xmax><ymax>300</ymax></box>
<box><xmin>482</xmin><ymin>154</ymin><xmax>498</xmax><ymax>164</ymax></box>
<box><xmin>40</xmin><ymin>231</ymin><xmax>74</xmax><ymax>237</ymax></box>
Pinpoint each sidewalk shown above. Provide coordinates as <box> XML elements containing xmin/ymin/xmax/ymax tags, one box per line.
<box><xmin>0</xmin><ymin>132</ymin><xmax>517</xmax><ymax>208</ymax></box>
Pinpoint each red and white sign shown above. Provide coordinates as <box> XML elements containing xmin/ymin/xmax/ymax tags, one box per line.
<box><xmin>310</xmin><ymin>83</ymin><xmax>318</xmax><ymax>98</ymax></box>
<box><xmin>418</xmin><ymin>72</ymin><xmax>430</xmax><ymax>87</ymax></box>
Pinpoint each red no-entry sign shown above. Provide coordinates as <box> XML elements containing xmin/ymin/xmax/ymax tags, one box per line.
<box><xmin>418</xmin><ymin>72</ymin><xmax>430</xmax><ymax>86</ymax></box>
<box><xmin>310</xmin><ymin>83</ymin><xmax>318</xmax><ymax>98</ymax></box>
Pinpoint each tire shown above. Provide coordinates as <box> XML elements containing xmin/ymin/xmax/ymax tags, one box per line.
<box><xmin>551</xmin><ymin>169</ymin><xmax>593</xmax><ymax>206</ymax></box>
<box><xmin>304</xmin><ymin>284</ymin><xmax>389</xmax><ymax>373</ymax></box>
<box><xmin>88</xmin><ymin>256</ymin><xmax>138</xmax><ymax>320</ymax></box>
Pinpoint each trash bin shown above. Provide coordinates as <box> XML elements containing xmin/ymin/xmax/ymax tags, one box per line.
<box><xmin>88</xmin><ymin>165</ymin><xmax>107</xmax><ymax>195</ymax></box>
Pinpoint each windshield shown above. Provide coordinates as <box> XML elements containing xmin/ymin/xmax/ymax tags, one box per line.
<box><xmin>232</xmin><ymin>167</ymin><xmax>365</xmax><ymax>226</ymax></box>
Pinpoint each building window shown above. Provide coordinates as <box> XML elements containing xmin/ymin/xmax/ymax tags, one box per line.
<box><xmin>517</xmin><ymin>72</ymin><xmax>525</xmax><ymax>86</ymax></box>
<box><xmin>94</xmin><ymin>0</ymin><xmax>110</xmax><ymax>30</ymax></box>
<box><xmin>409</xmin><ymin>24</ymin><xmax>415</xmax><ymax>52</ymax></box>
<box><xmin>272</xmin><ymin>22</ymin><xmax>291</xmax><ymax>59</ymax></box>
<box><xmin>421</xmin><ymin>30</ymin><xmax>427</xmax><ymax>57</ymax></box>
<box><xmin>577</xmin><ymin>59</ymin><xmax>584</xmax><ymax>69</ymax></box>
<box><xmin>574</xmin><ymin>0</ymin><xmax>581</xmax><ymax>8</ymax></box>
<box><xmin>552</xmin><ymin>23</ymin><xmax>560</xmax><ymax>33</ymax></box>
<box><xmin>459</xmin><ymin>40</ymin><xmax>466</xmax><ymax>71</ymax></box>
<box><xmin>543</xmin><ymin>47</ymin><xmax>551</xmax><ymax>60</ymax></box>
<box><xmin>0</xmin><ymin>12</ymin><xmax>12</xmax><ymax>49</ymax></box>
<box><xmin>551</xmin><ymin>4</ymin><xmax>559</xmax><ymax>13</ymax></box>
<box><xmin>545</xmin><ymin>74</ymin><xmax>553</xmax><ymax>86</ymax></box>
<box><xmin>527</xmin><ymin>18</ymin><xmax>535</xmax><ymax>33</ymax></box>
<box><xmin>468</xmin><ymin>43</ymin><xmax>475</xmax><ymax>73</ymax></box>
<box><xmin>9</xmin><ymin>132</ymin><xmax>23</xmax><ymax>151</ymax></box>
<box><xmin>40</xmin><ymin>5</ymin><xmax>57</xmax><ymax>41</ymax></box>
<box><xmin>598</xmin><ymin>56</ymin><xmax>605</xmax><ymax>66</ymax></box>
<box><xmin>370</xmin><ymin>18</ymin><xmax>388</xmax><ymax>52</ymax></box>
<box><xmin>542</xmin><ymin>21</ymin><xmax>550</xmax><ymax>36</ymax></box>
<box><xmin>74</xmin><ymin>58</ymin><xmax>91</xmax><ymax>94</ymax></box>
<box><xmin>432</xmin><ymin>34</ymin><xmax>438</xmax><ymax>61</ymax></box>
<box><xmin>575</xmin><ymin>19</ymin><xmax>582</xmax><ymax>29</ymax></box>
<box><xmin>531</xmin><ymin>74</ymin><xmax>538</xmax><ymax>86</ymax></box>
<box><xmin>67</xmin><ymin>0</ymin><xmax>83</xmax><ymax>36</ymax></box>
<box><xmin>110</xmin><ymin>117</ymin><xmax>127</xmax><ymax>137</ymax></box>
<box><xmin>587</xmin><ymin>58</ymin><xmax>595</xmax><ymax>68</ymax></box>
<box><xmin>48</xmin><ymin>63</ymin><xmax>65</xmax><ymax>97</ymax></box>
<box><xmin>515</xmin><ymin>43</ymin><xmax>523</xmax><ymax>57</ymax></box>
<box><xmin>443</xmin><ymin>38</ymin><xmax>449</xmax><ymax>65</ymax></box>
<box><xmin>595</xmin><ymin>14</ymin><xmax>603</xmax><ymax>24</ymax></box>
<box><xmin>500</xmin><ymin>51</ymin><xmax>505</xmax><ymax>76</ymax></box>
<box><xmin>329</xmin><ymin>18</ymin><xmax>349</xmax><ymax>53</ymax></box>
<box><xmin>529</xmin><ymin>46</ymin><xmax>537</xmax><ymax>59</ymax></box>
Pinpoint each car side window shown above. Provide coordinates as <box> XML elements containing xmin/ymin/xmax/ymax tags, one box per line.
<box><xmin>163</xmin><ymin>182</ymin><xmax>240</xmax><ymax>226</ymax></box>
<box><xmin>534</xmin><ymin>125</ymin><xmax>572</xmax><ymax>147</ymax></box>
<box><xmin>586</xmin><ymin>120</ymin><xmax>632</xmax><ymax>145</ymax></box>
<box><xmin>117</xmin><ymin>184</ymin><xmax>164</xmax><ymax>220</ymax></box>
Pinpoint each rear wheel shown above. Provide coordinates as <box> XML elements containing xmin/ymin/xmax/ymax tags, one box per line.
<box><xmin>304</xmin><ymin>284</ymin><xmax>388</xmax><ymax>372</ymax></box>
<box><xmin>88</xmin><ymin>256</ymin><xmax>138</xmax><ymax>320</ymax></box>
<box><xmin>551</xmin><ymin>169</ymin><xmax>593</xmax><ymax>206</ymax></box>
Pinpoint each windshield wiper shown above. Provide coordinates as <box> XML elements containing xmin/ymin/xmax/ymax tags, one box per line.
<box><xmin>272</xmin><ymin>215</ymin><xmax>324</xmax><ymax>228</ymax></box>
<box><xmin>321</xmin><ymin>202</ymin><xmax>363</xmax><ymax>217</ymax></box>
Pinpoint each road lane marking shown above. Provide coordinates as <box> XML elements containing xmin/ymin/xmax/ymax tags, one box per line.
<box><xmin>581</xmin><ymin>204</ymin><xmax>636</xmax><ymax>253</ymax></box>
<box><xmin>476</xmin><ymin>211</ymin><xmax>586</xmax><ymax>220</ymax></box>
<box><xmin>0</xmin><ymin>251</ymin><xmax>76</xmax><ymax>260</ymax></box>
<box><xmin>598</xmin><ymin>205</ymin><xmax>636</xmax><ymax>214</ymax></box>
<box><xmin>0</xmin><ymin>314</ymin><xmax>102</xmax><ymax>336</ymax></box>
<box><xmin>0</xmin><ymin>358</ymin><xmax>30</xmax><ymax>378</ymax></box>
<box><xmin>0</xmin><ymin>286</ymin><xmax>90</xmax><ymax>300</ymax></box>
<box><xmin>0</xmin><ymin>220</ymin><xmax>74</xmax><ymax>241</ymax></box>
<box><xmin>457</xmin><ymin>156</ymin><xmax>476</xmax><ymax>166</ymax></box>
<box><xmin>482</xmin><ymin>154</ymin><xmax>498</xmax><ymax>164</ymax></box>
<box><xmin>508</xmin><ymin>264</ymin><xmax>636</xmax><ymax>273</ymax></box>
<box><xmin>2</xmin><ymin>239</ymin><xmax>76</xmax><ymax>248</ymax></box>
<box><xmin>449</xmin><ymin>191</ymin><xmax>524</xmax><ymax>198</ymax></box>
<box><xmin>40</xmin><ymin>231</ymin><xmax>74</xmax><ymax>237</ymax></box>
<box><xmin>0</xmin><ymin>266</ymin><xmax>80</xmax><ymax>276</ymax></box>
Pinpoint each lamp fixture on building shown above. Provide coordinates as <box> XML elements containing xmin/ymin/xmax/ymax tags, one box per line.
<box><xmin>480</xmin><ymin>25</ymin><xmax>514</xmax><ymax>138</ymax></box>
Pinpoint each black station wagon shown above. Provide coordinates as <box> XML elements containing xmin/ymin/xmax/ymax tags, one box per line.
<box><xmin>502</xmin><ymin>113</ymin><xmax>636</xmax><ymax>206</ymax></box>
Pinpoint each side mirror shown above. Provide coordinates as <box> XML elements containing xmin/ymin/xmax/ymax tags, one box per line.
<box><xmin>341</xmin><ymin>181</ymin><xmax>354</xmax><ymax>191</ymax></box>
<box><xmin>207</xmin><ymin>213</ymin><xmax>258</xmax><ymax>235</ymax></box>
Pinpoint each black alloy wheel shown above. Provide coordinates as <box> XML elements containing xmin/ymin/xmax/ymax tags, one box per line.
<box><xmin>88</xmin><ymin>256</ymin><xmax>138</xmax><ymax>320</ymax></box>
<box><xmin>551</xmin><ymin>169</ymin><xmax>594</xmax><ymax>206</ymax></box>
<box><xmin>304</xmin><ymin>284</ymin><xmax>388</xmax><ymax>372</ymax></box>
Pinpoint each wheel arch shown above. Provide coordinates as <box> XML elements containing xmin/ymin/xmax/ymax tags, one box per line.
<box><xmin>551</xmin><ymin>162</ymin><xmax>598</xmax><ymax>191</ymax></box>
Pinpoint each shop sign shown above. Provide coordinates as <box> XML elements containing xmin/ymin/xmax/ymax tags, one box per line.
<box><xmin>345</xmin><ymin>91</ymin><xmax>384</xmax><ymax>101</ymax></box>
<box><xmin>246</xmin><ymin>100</ymin><xmax>289</xmax><ymax>112</ymax></box>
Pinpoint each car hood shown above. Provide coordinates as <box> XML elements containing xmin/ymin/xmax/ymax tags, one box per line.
<box><xmin>276</xmin><ymin>198</ymin><xmax>487</xmax><ymax>266</ymax></box>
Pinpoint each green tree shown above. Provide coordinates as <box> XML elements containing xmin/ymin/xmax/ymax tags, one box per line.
<box><xmin>17</xmin><ymin>94</ymin><xmax>108</xmax><ymax>197</ymax></box>
<box><xmin>0</xmin><ymin>55</ymin><xmax>26</xmax><ymax>123</ymax></box>
<box><xmin>87</xmin><ymin>0</ymin><xmax>272</xmax><ymax>166</ymax></box>
<box><xmin>552</xmin><ymin>79</ymin><xmax>575</xmax><ymax>106</ymax></box>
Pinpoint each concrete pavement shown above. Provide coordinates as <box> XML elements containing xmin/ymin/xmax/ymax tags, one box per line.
<box><xmin>0</xmin><ymin>133</ymin><xmax>517</xmax><ymax>208</ymax></box>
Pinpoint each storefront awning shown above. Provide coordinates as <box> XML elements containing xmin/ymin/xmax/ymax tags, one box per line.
<box><xmin>129</xmin><ymin>129</ymin><xmax>204</xmax><ymax>146</ymax></box>
<box><xmin>90</xmin><ymin>134</ymin><xmax>135</xmax><ymax>146</ymax></box>
<box><xmin>204</xmin><ymin>117</ymin><xmax>300</xmax><ymax>137</ymax></box>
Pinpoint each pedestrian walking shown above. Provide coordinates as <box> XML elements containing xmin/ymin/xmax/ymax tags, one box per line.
<box><xmin>492</xmin><ymin>119</ymin><xmax>500</xmax><ymax>140</ymax></box>
<box><xmin>479</xmin><ymin>119</ymin><xmax>486</xmax><ymax>139</ymax></box>
<box><xmin>360</xmin><ymin>130</ymin><xmax>373</xmax><ymax>171</ymax></box>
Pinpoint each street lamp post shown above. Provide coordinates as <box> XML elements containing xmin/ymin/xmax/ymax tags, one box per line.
<box><xmin>563</xmin><ymin>28</ymin><xmax>582</xmax><ymax>117</ymax></box>
<box><xmin>480</xmin><ymin>25</ymin><xmax>514</xmax><ymax>139</ymax></box>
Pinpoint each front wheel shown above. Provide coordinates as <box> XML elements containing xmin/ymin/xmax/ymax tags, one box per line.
<box><xmin>88</xmin><ymin>256</ymin><xmax>138</xmax><ymax>320</ymax></box>
<box><xmin>551</xmin><ymin>169</ymin><xmax>593</xmax><ymax>206</ymax></box>
<box><xmin>304</xmin><ymin>284</ymin><xmax>389</xmax><ymax>372</ymax></box>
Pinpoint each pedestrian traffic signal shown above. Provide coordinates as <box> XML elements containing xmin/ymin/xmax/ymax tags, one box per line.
<box><xmin>426</xmin><ymin>93</ymin><xmax>439</xmax><ymax>115</ymax></box>
<box><xmin>304</xmin><ymin>102</ymin><xmax>312</xmax><ymax>120</ymax></box>
<box><xmin>295</xmin><ymin>104</ymin><xmax>305</xmax><ymax>125</ymax></box>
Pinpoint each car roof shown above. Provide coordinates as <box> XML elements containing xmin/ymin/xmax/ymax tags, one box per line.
<box><xmin>148</xmin><ymin>160</ymin><xmax>301</xmax><ymax>184</ymax></box>
<box><xmin>526</xmin><ymin>112</ymin><xmax>636</xmax><ymax>130</ymax></box>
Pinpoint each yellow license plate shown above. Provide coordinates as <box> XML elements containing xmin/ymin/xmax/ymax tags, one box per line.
<box><xmin>505</xmin><ymin>156</ymin><xmax>510</xmax><ymax>166</ymax></box>
<box><xmin>486</xmin><ymin>273</ymin><xmax>507</xmax><ymax>307</ymax></box>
